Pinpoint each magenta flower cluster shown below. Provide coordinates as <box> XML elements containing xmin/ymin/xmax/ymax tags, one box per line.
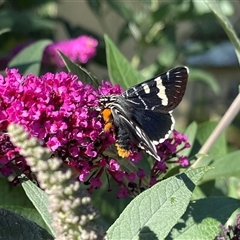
<box><xmin>218</xmin><ymin>214</ymin><xmax>240</xmax><ymax>239</ymax></box>
<box><xmin>43</xmin><ymin>35</ymin><xmax>98</xmax><ymax>67</ymax></box>
<box><xmin>0</xmin><ymin>35</ymin><xmax>97</xmax><ymax>70</ymax></box>
<box><xmin>0</xmin><ymin>69</ymin><xmax>190</xmax><ymax>198</ymax></box>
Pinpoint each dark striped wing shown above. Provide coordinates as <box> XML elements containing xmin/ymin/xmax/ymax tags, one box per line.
<box><xmin>107</xmin><ymin>66</ymin><xmax>188</xmax><ymax>161</ymax></box>
<box><xmin>112</xmin><ymin>97</ymin><xmax>175</xmax><ymax>159</ymax></box>
<box><xmin>131</xmin><ymin>109</ymin><xmax>174</xmax><ymax>145</ymax></box>
<box><xmin>122</xmin><ymin>66</ymin><xmax>189</xmax><ymax>113</ymax></box>
<box><xmin>111</xmin><ymin>107</ymin><xmax>161</xmax><ymax>160</ymax></box>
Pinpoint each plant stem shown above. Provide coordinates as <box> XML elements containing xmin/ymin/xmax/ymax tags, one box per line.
<box><xmin>191</xmin><ymin>92</ymin><xmax>240</xmax><ymax>168</ymax></box>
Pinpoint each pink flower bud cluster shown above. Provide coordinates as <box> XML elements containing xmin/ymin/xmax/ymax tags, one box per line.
<box><xmin>43</xmin><ymin>36</ymin><xmax>98</xmax><ymax>67</ymax></box>
<box><xmin>0</xmin><ymin>69</ymin><xmax>190</xmax><ymax>197</ymax></box>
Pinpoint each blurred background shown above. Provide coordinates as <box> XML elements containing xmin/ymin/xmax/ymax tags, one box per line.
<box><xmin>1</xmin><ymin>0</ymin><xmax>239</xmax><ymax>142</ymax></box>
<box><xmin>1</xmin><ymin>1</ymin><xmax>240</xmax><ymax>129</ymax></box>
<box><xmin>1</xmin><ymin>0</ymin><xmax>240</xmax><ymax>226</ymax></box>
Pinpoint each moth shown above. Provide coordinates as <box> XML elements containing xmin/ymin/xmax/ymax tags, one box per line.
<box><xmin>100</xmin><ymin>66</ymin><xmax>189</xmax><ymax>160</ymax></box>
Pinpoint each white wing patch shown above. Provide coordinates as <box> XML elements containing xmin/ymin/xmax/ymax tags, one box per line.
<box><xmin>142</xmin><ymin>83</ymin><xmax>150</xmax><ymax>94</ymax></box>
<box><xmin>154</xmin><ymin>76</ymin><xmax>168</xmax><ymax>106</ymax></box>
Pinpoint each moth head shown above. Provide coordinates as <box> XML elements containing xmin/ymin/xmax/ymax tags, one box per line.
<box><xmin>99</xmin><ymin>95</ymin><xmax>118</xmax><ymax>108</ymax></box>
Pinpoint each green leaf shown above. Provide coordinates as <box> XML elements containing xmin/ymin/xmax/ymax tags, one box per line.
<box><xmin>181</xmin><ymin>121</ymin><xmax>198</xmax><ymax>157</ymax></box>
<box><xmin>8</xmin><ymin>40</ymin><xmax>52</xmax><ymax>76</ymax></box>
<box><xmin>194</xmin><ymin>154</ymin><xmax>213</xmax><ymax>168</ymax></box>
<box><xmin>202</xmin><ymin>150</ymin><xmax>240</xmax><ymax>181</ymax></box>
<box><xmin>105</xmin><ymin>0</ymin><xmax>133</xmax><ymax>21</ymax></box>
<box><xmin>204</xmin><ymin>1</ymin><xmax>240</xmax><ymax>65</ymax></box>
<box><xmin>0</xmin><ymin>208</ymin><xmax>53</xmax><ymax>239</ymax></box>
<box><xmin>189</xmin><ymin>68</ymin><xmax>220</xmax><ymax>94</ymax></box>
<box><xmin>0</xmin><ymin>178</ymin><xmax>33</xmax><ymax>208</ymax></box>
<box><xmin>2</xmin><ymin>206</ymin><xmax>49</xmax><ymax>232</ymax></box>
<box><xmin>0</xmin><ymin>10</ymin><xmax>54</xmax><ymax>33</ymax></box>
<box><xmin>197</xmin><ymin>178</ymin><xmax>228</xmax><ymax>198</ymax></box>
<box><xmin>104</xmin><ymin>35</ymin><xmax>144</xmax><ymax>89</ymax></box>
<box><xmin>228</xmin><ymin>177</ymin><xmax>240</xmax><ymax>199</ymax></box>
<box><xmin>107</xmin><ymin>167</ymin><xmax>210</xmax><ymax>239</ymax></box>
<box><xmin>167</xmin><ymin>197</ymin><xmax>240</xmax><ymax>239</ymax></box>
<box><xmin>192</xmin><ymin>185</ymin><xmax>207</xmax><ymax>199</ymax></box>
<box><xmin>151</xmin><ymin>3</ymin><xmax>172</xmax><ymax>22</ymax></box>
<box><xmin>22</xmin><ymin>179</ymin><xmax>56</xmax><ymax>237</ymax></box>
<box><xmin>58</xmin><ymin>51</ymin><xmax>100</xmax><ymax>88</ymax></box>
<box><xmin>197</xmin><ymin>121</ymin><xmax>227</xmax><ymax>160</ymax></box>
<box><xmin>157</xmin><ymin>44</ymin><xmax>177</xmax><ymax>67</ymax></box>
<box><xmin>117</xmin><ymin>21</ymin><xmax>131</xmax><ymax>44</ymax></box>
<box><xmin>0</xmin><ymin>28</ymin><xmax>10</xmax><ymax>36</ymax></box>
<box><xmin>0</xmin><ymin>180</ymin><xmax>50</xmax><ymax>233</ymax></box>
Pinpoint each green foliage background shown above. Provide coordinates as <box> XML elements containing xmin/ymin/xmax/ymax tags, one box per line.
<box><xmin>1</xmin><ymin>0</ymin><xmax>240</xmax><ymax>239</ymax></box>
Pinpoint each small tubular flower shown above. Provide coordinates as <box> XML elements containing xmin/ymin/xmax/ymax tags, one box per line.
<box><xmin>0</xmin><ymin>69</ymin><xmax>190</xmax><ymax>197</ymax></box>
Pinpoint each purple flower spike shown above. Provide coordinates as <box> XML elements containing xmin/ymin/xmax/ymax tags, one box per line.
<box><xmin>0</xmin><ymin>68</ymin><xmax>191</xmax><ymax>197</ymax></box>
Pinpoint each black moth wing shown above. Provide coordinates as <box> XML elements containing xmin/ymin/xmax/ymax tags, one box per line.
<box><xmin>131</xmin><ymin>108</ymin><xmax>174</xmax><ymax>145</ymax></box>
<box><xmin>106</xmin><ymin>66</ymin><xmax>188</xmax><ymax>160</ymax></box>
<box><xmin>122</xmin><ymin>66</ymin><xmax>188</xmax><ymax>113</ymax></box>
<box><xmin>111</xmin><ymin>104</ymin><xmax>161</xmax><ymax>160</ymax></box>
